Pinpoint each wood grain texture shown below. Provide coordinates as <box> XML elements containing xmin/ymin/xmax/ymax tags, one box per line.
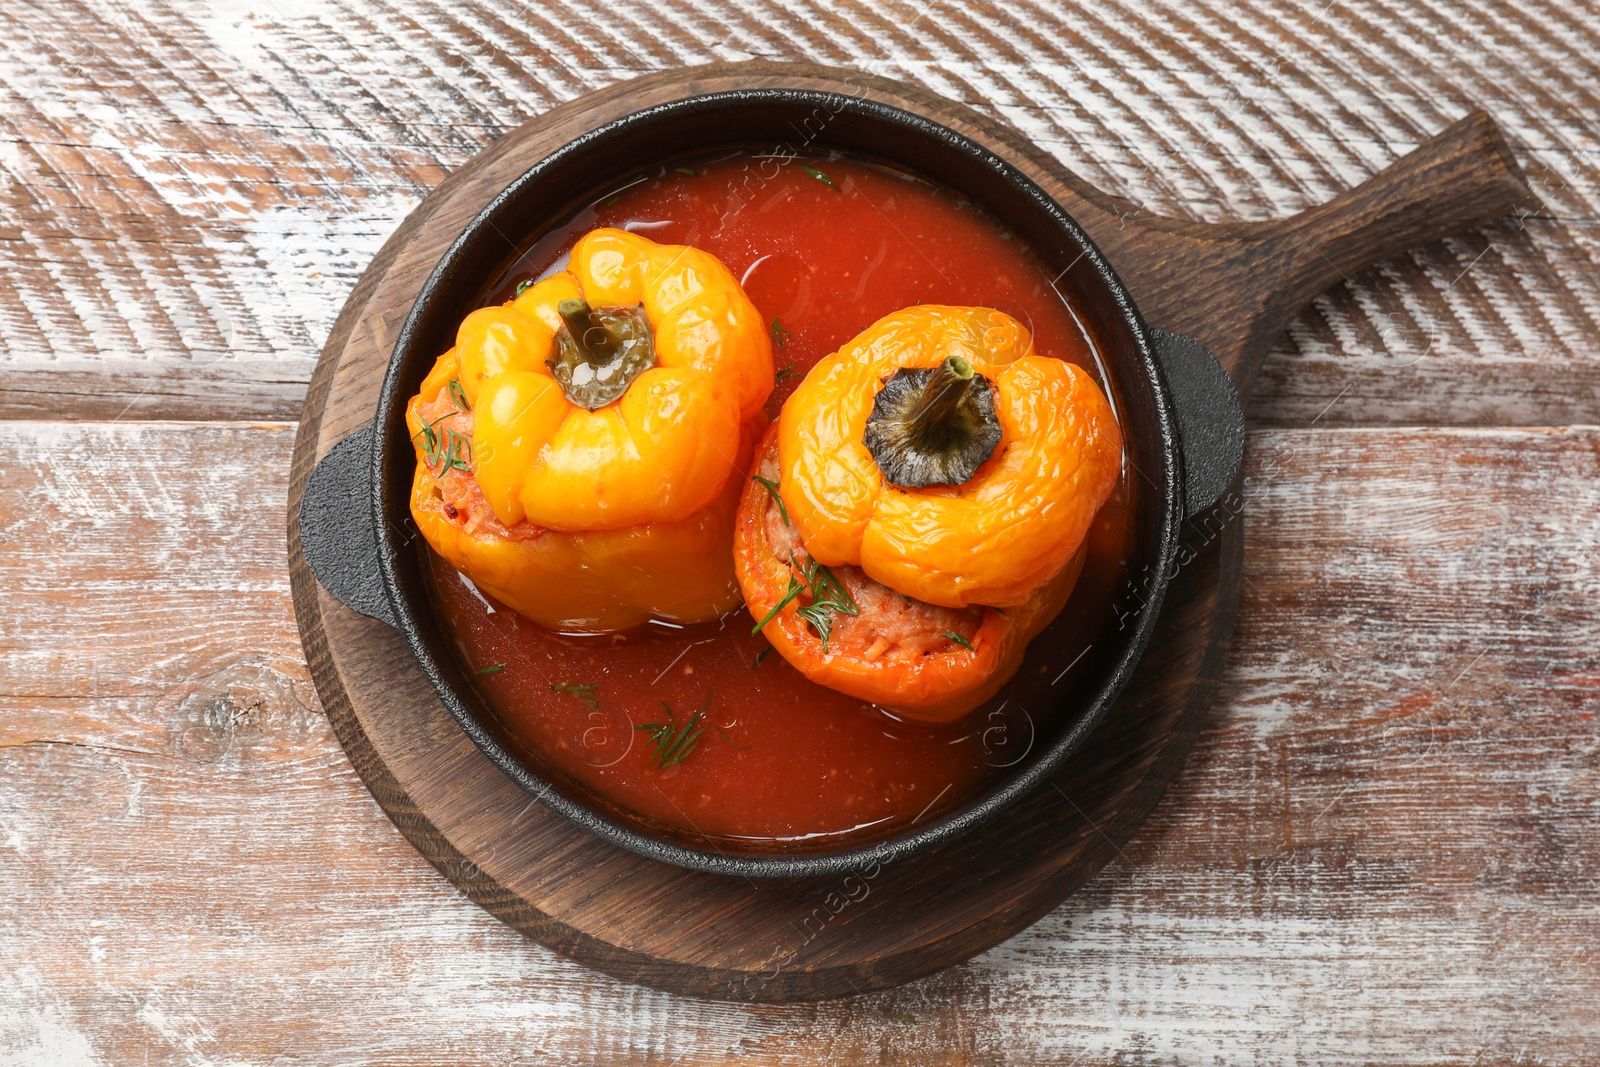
<box><xmin>284</xmin><ymin>61</ymin><xmax>1262</xmax><ymax>1002</ymax></box>
<box><xmin>4</xmin><ymin>421</ymin><xmax>1597</xmax><ymax>1061</ymax></box>
<box><xmin>281</xmin><ymin>61</ymin><xmax>1534</xmax><ymax>1001</ymax></box>
<box><xmin>2</xmin><ymin>0</ymin><xmax>1596</xmax><ymax>1057</ymax></box>
<box><xmin>0</xmin><ymin>0</ymin><xmax>1596</xmax><ymax>424</ymax></box>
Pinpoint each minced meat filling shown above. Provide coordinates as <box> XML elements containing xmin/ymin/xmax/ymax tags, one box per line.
<box><xmin>415</xmin><ymin>388</ymin><xmax>542</xmax><ymax>543</ymax></box>
<box><xmin>755</xmin><ymin>453</ymin><xmax>982</xmax><ymax>664</ymax></box>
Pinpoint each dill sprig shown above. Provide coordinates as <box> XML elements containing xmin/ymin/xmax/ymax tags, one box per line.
<box><xmin>749</xmin><ymin>554</ymin><xmax>860</xmax><ymax>651</ymax></box>
<box><xmin>750</xmin><ymin>573</ymin><xmax>804</xmax><ymax>634</ymax></box>
<box><xmin>475</xmin><ymin>662</ymin><xmax>506</xmax><ymax>675</ymax></box>
<box><xmin>799</xmin><ymin>556</ymin><xmax>858</xmax><ymax>615</ymax></box>
<box><xmin>795</xmin><ymin>602</ymin><xmax>838</xmax><ymax>648</ymax></box>
<box><xmin>413</xmin><ymin>379</ymin><xmax>473</xmax><ymax>474</ymax></box>
<box><xmin>771</xmin><ymin>317</ymin><xmax>791</xmax><ymax>350</ymax></box>
<box><xmin>434</xmin><ymin>428</ymin><xmax>472</xmax><ymax>474</ymax></box>
<box><xmin>774</xmin><ymin>364</ymin><xmax>800</xmax><ymax>384</ymax></box>
<box><xmin>415</xmin><ymin>419</ymin><xmax>467</xmax><ymax>474</ymax></box>
<box><xmin>410</xmin><ymin>409</ymin><xmax>451</xmax><ymax>448</ymax></box>
<box><xmin>751</xmin><ymin>644</ymin><xmax>774</xmax><ymax>668</ymax></box>
<box><xmin>800</xmin><ymin>164</ymin><xmax>839</xmax><ymax>190</ymax></box>
<box><xmin>716</xmin><ymin>726</ymin><xmax>751</xmax><ymax>750</ymax></box>
<box><xmin>549</xmin><ymin>682</ymin><xmax>600</xmax><ymax>709</ymax></box>
<box><xmin>751</xmin><ymin>475</ymin><xmax>790</xmax><ymax>526</ymax></box>
<box><xmin>634</xmin><ymin>698</ymin><xmax>710</xmax><ymax>768</ymax></box>
<box><xmin>412</xmin><ymin>416</ymin><xmax>443</xmax><ymax>461</ymax></box>
<box><xmin>942</xmin><ymin>632</ymin><xmax>975</xmax><ymax>652</ymax></box>
<box><xmin>793</xmin><ymin>555</ymin><xmax>859</xmax><ymax>653</ymax></box>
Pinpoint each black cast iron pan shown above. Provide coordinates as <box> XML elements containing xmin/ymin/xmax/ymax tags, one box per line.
<box><xmin>297</xmin><ymin>90</ymin><xmax>1242</xmax><ymax>878</ymax></box>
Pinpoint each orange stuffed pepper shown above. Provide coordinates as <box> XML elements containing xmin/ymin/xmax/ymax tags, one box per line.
<box><xmin>409</xmin><ymin>228</ymin><xmax>772</xmax><ymax>632</ymax></box>
<box><xmin>734</xmin><ymin>305</ymin><xmax>1122</xmax><ymax>723</ymax></box>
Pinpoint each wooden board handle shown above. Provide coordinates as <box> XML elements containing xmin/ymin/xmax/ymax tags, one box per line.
<box><xmin>1101</xmin><ymin>110</ymin><xmax>1538</xmax><ymax>402</ymax></box>
<box><xmin>1261</xmin><ymin>110</ymin><xmax>1537</xmax><ymax>336</ymax></box>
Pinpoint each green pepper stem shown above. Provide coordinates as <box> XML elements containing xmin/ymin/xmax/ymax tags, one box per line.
<box><xmin>547</xmin><ymin>300</ymin><xmax>657</xmax><ymax>411</ymax></box>
<box><xmin>557</xmin><ymin>298</ymin><xmax>614</xmax><ymax>363</ymax></box>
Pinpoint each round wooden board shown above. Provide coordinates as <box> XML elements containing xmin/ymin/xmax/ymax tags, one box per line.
<box><xmin>287</xmin><ymin>61</ymin><xmax>1529</xmax><ymax>1000</ymax></box>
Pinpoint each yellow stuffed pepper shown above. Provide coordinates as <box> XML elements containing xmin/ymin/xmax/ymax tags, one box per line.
<box><xmin>734</xmin><ymin>305</ymin><xmax>1122</xmax><ymax>722</ymax></box>
<box><xmin>409</xmin><ymin>228</ymin><xmax>772</xmax><ymax>631</ymax></box>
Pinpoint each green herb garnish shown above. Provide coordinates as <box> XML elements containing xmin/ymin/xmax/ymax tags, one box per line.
<box><xmin>716</xmin><ymin>727</ymin><xmax>751</xmax><ymax>751</ymax></box>
<box><xmin>475</xmin><ymin>662</ymin><xmax>506</xmax><ymax>675</ymax></box>
<box><xmin>942</xmin><ymin>632</ymin><xmax>974</xmax><ymax>651</ymax></box>
<box><xmin>417</xmin><ymin>421</ymin><xmax>471</xmax><ymax>475</ymax></box>
<box><xmin>674</xmin><ymin>166</ymin><xmax>697</xmax><ymax>175</ymax></box>
<box><xmin>748</xmin><ymin>555</ymin><xmax>859</xmax><ymax>650</ymax></box>
<box><xmin>752</xmin><ymin>644</ymin><xmax>774</xmax><ymax>668</ymax></box>
<box><xmin>774</xmin><ymin>364</ymin><xmax>799</xmax><ymax>384</ymax></box>
<box><xmin>410</xmin><ymin>404</ymin><xmax>457</xmax><ymax>450</ymax></box>
<box><xmin>550</xmin><ymin>682</ymin><xmax>600</xmax><ymax>709</ymax></box>
<box><xmin>801</xmin><ymin>165</ymin><xmax>839</xmax><ymax>190</ymax></box>
<box><xmin>413</xmin><ymin>380</ymin><xmax>474</xmax><ymax>474</ymax></box>
<box><xmin>750</xmin><ymin>573</ymin><xmax>805</xmax><ymax>634</ymax></box>
<box><xmin>792</xmin><ymin>556</ymin><xmax>860</xmax><ymax>653</ymax></box>
<box><xmin>634</xmin><ymin>698</ymin><xmax>709</xmax><ymax>768</ymax></box>
<box><xmin>437</xmin><ymin>428</ymin><xmax>472</xmax><ymax>473</ymax></box>
<box><xmin>796</xmin><ymin>602</ymin><xmax>839</xmax><ymax>649</ymax></box>
<box><xmin>751</xmin><ymin>475</ymin><xmax>790</xmax><ymax>526</ymax></box>
<box><xmin>799</xmin><ymin>556</ymin><xmax>858</xmax><ymax>616</ymax></box>
<box><xmin>771</xmin><ymin>317</ymin><xmax>791</xmax><ymax>350</ymax></box>
<box><xmin>412</xmin><ymin>418</ymin><xmax>443</xmax><ymax>463</ymax></box>
<box><xmin>797</xmin><ymin>557</ymin><xmax>858</xmax><ymax>653</ymax></box>
<box><xmin>514</xmin><ymin>278</ymin><xmax>534</xmax><ymax>297</ymax></box>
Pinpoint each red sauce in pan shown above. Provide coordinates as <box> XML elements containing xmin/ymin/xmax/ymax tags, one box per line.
<box><xmin>425</xmin><ymin>152</ymin><xmax>1133</xmax><ymax>849</ymax></box>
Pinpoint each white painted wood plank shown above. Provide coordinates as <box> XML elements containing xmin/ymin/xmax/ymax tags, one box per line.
<box><xmin>0</xmin><ymin>0</ymin><xmax>1595</xmax><ymax>422</ymax></box>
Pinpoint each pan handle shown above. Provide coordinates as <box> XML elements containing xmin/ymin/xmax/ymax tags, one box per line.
<box><xmin>1149</xmin><ymin>329</ymin><xmax>1244</xmax><ymax>521</ymax></box>
<box><xmin>297</xmin><ymin>423</ymin><xmax>397</xmax><ymax>627</ymax></box>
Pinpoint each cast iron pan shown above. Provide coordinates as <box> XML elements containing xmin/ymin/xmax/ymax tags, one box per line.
<box><xmin>297</xmin><ymin>90</ymin><xmax>1242</xmax><ymax>878</ymax></box>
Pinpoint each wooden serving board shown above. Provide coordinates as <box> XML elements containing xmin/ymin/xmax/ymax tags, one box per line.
<box><xmin>287</xmin><ymin>61</ymin><xmax>1535</xmax><ymax>1001</ymax></box>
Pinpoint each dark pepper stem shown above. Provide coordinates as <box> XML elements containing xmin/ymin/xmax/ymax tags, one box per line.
<box><xmin>557</xmin><ymin>298</ymin><xmax>613</xmax><ymax>364</ymax></box>
<box><xmin>861</xmin><ymin>355</ymin><xmax>1003</xmax><ymax>489</ymax></box>
<box><xmin>906</xmin><ymin>356</ymin><xmax>979</xmax><ymax>446</ymax></box>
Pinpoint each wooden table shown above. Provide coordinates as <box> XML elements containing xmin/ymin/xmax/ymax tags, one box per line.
<box><xmin>3</xmin><ymin>0</ymin><xmax>1597</xmax><ymax>1062</ymax></box>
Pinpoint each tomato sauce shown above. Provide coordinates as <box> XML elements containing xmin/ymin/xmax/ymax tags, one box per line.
<box><xmin>425</xmin><ymin>151</ymin><xmax>1133</xmax><ymax>850</ymax></box>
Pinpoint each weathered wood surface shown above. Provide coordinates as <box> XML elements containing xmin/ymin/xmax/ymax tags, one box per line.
<box><xmin>3</xmin><ymin>422</ymin><xmax>1597</xmax><ymax>1060</ymax></box>
<box><xmin>3</xmin><ymin>0</ymin><xmax>1598</xmax><ymax>1059</ymax></box>
<box><xmin>279</xmin><ymin>58</ymin><xmax>1543</xmax><ymax>1001</ymax></box>
<box><xmin>0</xmin><ymin>0</ymin><xmax>1597</xmax><ymax>426</ymax></box>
